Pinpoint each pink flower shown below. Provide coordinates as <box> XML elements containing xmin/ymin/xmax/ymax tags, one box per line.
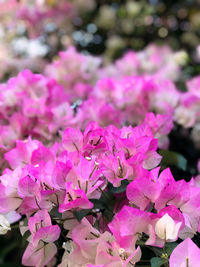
<box><xmin>22</xmin><ymin>241</ymin><xmax>57</xmax><ymax>267</ymax></box>
<box><xmin>18</xmin><ymin>175</ymin><xmax>40</xmax><ymax>198</ymax></box>
<box><xmin>102</xmin><ymin>152</ymin><xmax>131</xmax><ymax>187</ymax></box>
<box><xmin>62</xmin><ymin>128</ymin><xmax>83</xmax><ymax>152</ymax></box>
<box><xmin>143</xmin><ymin>112</ymin><xmax>173</xmax><ymax>149</ymax></box>
<box><xmin>169</xmin><ymin>238</ymin><xmax>200</xmax><ymax>267</ymax></box>
<box><xmin>108</xmin><ymin>206</ymin><xmax>151</xmax><ymax>250</ymax></box>
<box><xmin>59</xmin><ymin>182</ymin><xmax>93</xmax><ymax>212</ymax></box>
<box><xmin>0</xmin><ymin>167</ymin><xmax>22</xmax><ymax>213</ymax></box>
<box><xmin>126</xmin><ymin>167</ymin><xmax>160</xmax><ymax>210</ymax></box>
<box><xmin>5</xmin><ymin>138</ymin><xmax>40</xmax><ymax>169</ymax></box>
<box><xmin>21</xmin><ymin>209</ymin><xmax>60</xmax><ymax>266</ymax></box>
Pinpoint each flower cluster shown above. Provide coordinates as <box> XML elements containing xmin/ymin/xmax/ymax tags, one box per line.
<box><xmin>0</xmin><ymin>121</ymin><xmax>160</xmax><ymax>265</ymax></box>
<box><xmin>17</xmin><ymin>0</ymin><xmax>74</xmax><ymax>38</ymax></box>
<box><xmin>0</xmin><ymin>0</ymin><xmax>95</xmax><ymax>79</ymax></box>
<box><xmin>0</xmin><ymin>46</ymin><xmax>200</xmax><ymax>266</ymax></box>
<box><xmin>99</xmin><ymin>44</ymin><xmax>187</xmax><ymax>81</ymax></box>
<box><xmin>0</xmin><ymin>120</ymin><xmax>199</xmax><ymax>266</ymax></box>
<box><xmin>0</xmin><ymin>69</ymin><xmax>73</xmax><ymax>149</ymax></box>
<box><xmin>0</xmin><ymin>54</ymin><xmax>178</xmax><ymax>153</ymax></box>
<box><xmin>0</xmin><ymin>0</ymin><xmax>200</xmax><ymax>265</ymax></box>
<box><xmin>45</xmin><ymin>46</ymin><xmax>101</xmax><ymax>101</ymax></box>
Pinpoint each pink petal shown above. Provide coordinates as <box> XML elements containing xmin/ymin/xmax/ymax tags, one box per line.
<box><xmin>169</xmin><ymin>238</ymin><xmax>200</xmax><ymax>267</ymax></box>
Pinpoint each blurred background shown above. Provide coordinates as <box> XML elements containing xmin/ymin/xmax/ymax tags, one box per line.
<box><xmin>0</xmin><ymin>0</ymin><xmax>200</xmax><ymax>80</ymax></box>
<box><xmin>0</xmin><ymin>0</ymin><xmax>200</xmax><ymax>266</ymax></box>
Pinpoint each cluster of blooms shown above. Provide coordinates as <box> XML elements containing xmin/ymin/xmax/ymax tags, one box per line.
<box><xmin>99</xmin><ymin>44</ymin><xmax>188</xmax><ymax>82</ymax></box>
<box><xmin>45</xmin><ymin>44</ymin><xmax>187</xmax><ymax>85</ymax></box>
<box><xmin>175</xmin><ymin>76</ymin><xmax>200</xmax><ymax>147</ymax></box>
<box><xmin>44</xmin><ymin>46</ymin><xmax>200</xmax><ymax>147</ymax></box>
<box><xmin>0</xmin><ymin>121</ymin><xmax>200</xmax><ymax>266</ymax></box>
<box><xmin>0</xmin><ymin>2</ymin><xmax>199</xmax><ymax>266</ymax></box>
<box><xmin>0</xmin><ymin>122</ymin><xmax>159</xmax><ymax>263</ymax></box>
<box><xmin>0</xmin><ymin>46</ymin><xmax>199</xmax><ymax>164</ymax></box>
<box><xmin>16</xmin><ymin>0</ymin><xmax>75</xmax><ymax>37</ymax></box>
<box><xmin>45</xmin><ymin>46</ymin><xmax>101</xmax><ymax>101</ymax></box>
<box><xmin>0</xmin><ymin>0</ymin><xmax>96</xmax><ymax>79</ymax></box>
<box><xmin>0</xmin><ymin>0</ymin><xmax>87</xmax><ymax>38</ymax></box>
<box><xmin>0</xmin><ymin>48</ymin><xmax>179</xmax><ymax>152</ymax></box>
<box><xmin>44</xmin><ymin>45</ymin><xmax>179</xmax><ymax>121</ymax></box>
<box><xmin>0</xmin><ymin>69</ymin><xmax>74</xmax><ymax>150</ymax></box>
<box><xmin>0</xmin><ymin>47</ymin><xmax>200</xmax><ymax>267</ymax></box>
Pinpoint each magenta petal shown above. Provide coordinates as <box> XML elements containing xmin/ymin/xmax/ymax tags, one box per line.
<box><xmin>62</xmin><ymin>128</ymin><xmax>83</xmax><ymax>152</ymax></box>
<box><xmin>18</xmin><ymin>175</ymin><xmax>40</xmax><ymax>198</ymax></box>
<box><xmin>59</xmin><ymin>198</ymin><xmax>93</xmax><ymax>212</ymax></box>
<box><xmin>28</xmin><ymin>209</ymin><xmax>52</xmax><ymax>235</ymax></box>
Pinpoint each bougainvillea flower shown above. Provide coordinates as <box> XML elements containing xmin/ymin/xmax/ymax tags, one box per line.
<box><xmin>108</xmin><ymin>206</ymin><xmax>151</xmax><ymax>250</ymax></box>
<box><xmin>126</xmin><ymin>167</ymin><xmax>160</xmax><ymax>210</ymax></box>
<box><xmin>59</xmin><ymin>182</ymin><xmax>93</xmax><ymax>212</ymax></box>
<box><xmin>22</xmin><ymin>241</ymin><xmax>57</xmax><ymax>267</ymax></box>
<box><xmin>169</xmin><ymin>238</ymin><xmax>200</xmax><ymax>267</ymax></box>
<box><xmin>155</xmin><ymin>213</ymin><xmax>182</xmax><ymax>241</ymax></box>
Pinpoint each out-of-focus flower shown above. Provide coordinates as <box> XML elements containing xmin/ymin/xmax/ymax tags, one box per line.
<box><xmin>95</xmin><ymin>5</ymin><xmax>116</xmax><ymax>30</ymax></box>
<box><xmin>0</xmin><ymin>214</ymin><xmax>11</xmax><ymax>235</ymax></box>
<box><xmin>125</xmin><ymin>1</ymin><xmax>141</xmax><ymax>17</ymax></box>
<box><xmin>173</xmin><ymin>50</ymin><xmax>188</xmax><ymax>66</ymax></box>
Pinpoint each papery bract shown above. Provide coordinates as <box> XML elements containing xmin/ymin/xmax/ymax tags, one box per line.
<box><xmin>22</xmin><ymin>241</ymin><xmax>57</xmax><ymax>267</ymax></box>
<box><xmin>155</xmin><ymin>213</ymin><xmax>182</xmax><ymax>241</ymax></box>
<box><xmin>169</xmin><ymin>238</ymin><xmax>200</xmax><ymax>267</ymax></box>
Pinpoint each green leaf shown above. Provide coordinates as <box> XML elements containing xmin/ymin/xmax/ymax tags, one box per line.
<box><xmin>108</xmin><ymin>180</ymin><xmax>129</xmax><ymax>194</ymax></box>
<box><xmin>22</xmin><ymin>230</ymin><xmax>31</xmax><ymax>241</ymax></box>
<box><xmin>22</xmin><ymin>217</ymin><xmax>28</xmax><ymax>226</ymax></box>
<box><xmin>118</xmin><ymin>7</ymin><xmax>126</xmax><ymax>17</ymax></box>
<box><xmin>50</xmin><ymin>207</ymin><xmax>62</xmax><ymax>219</ymax></box>
<box><xmin>165</xmin><ymin>242</ymin><xmax>178</xmax><ymax>255</ymax></box>
<box><xmin>150</xmin><ymin>257</ymin><xmax>167</xmax><ymax>267</ymax></box>
<box><xmin>159</xmin><ymin>150</ymin><xmax>187</xmax><ymax>171</ymax></box>
<box><xmin>90</xmin><ymin>199</ymin><xmax>106</xmax><ymax>210</ymax></box>
<box><xmin>22</xmin><ymin>230</ymin><xmax>31</xmax><ymax>248</ymax></box>
<box><xmin>73</xmin><ymin>209</ymin><xmax>91</xmax><ymax>222</ymax></box>
<box><xmin>102</xmin><ymin>209</ymin><xmax>114</xmax><ymax>222</ymax></box>
<box><xmin>93</xmin><ymin>220</ymin><xmax>99</xmax><ymax>230</ymax></box>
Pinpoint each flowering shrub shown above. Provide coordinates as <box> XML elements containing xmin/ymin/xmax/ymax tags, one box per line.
<box><xmin>1</xmin><ymin>116</ymin><xmax>200</xmax><ymax>266</ymax></box>
<box><xmin>0</xmin><ymin>0</ymin><xmax>200</xmax><ymax>266</ymax></box>
<box><xmin>0</xmin><ymin>43</ymin><xmax>199</xmax><ymax>266</ymax></box>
